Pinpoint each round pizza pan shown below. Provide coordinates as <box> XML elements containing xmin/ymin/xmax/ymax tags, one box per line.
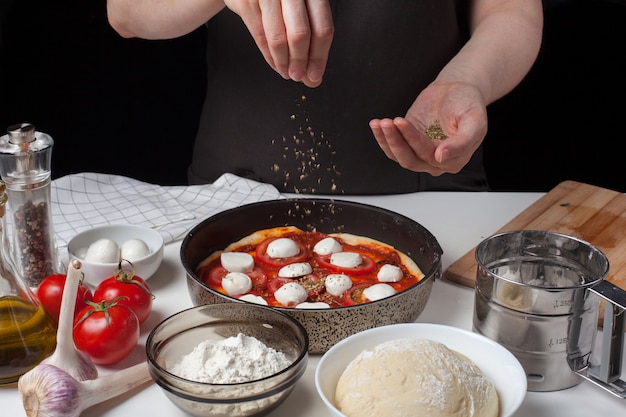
<box><xmin>181</xmin><ymin>198</ymin><xmax>443</xmax><ymax>353</ymax></box>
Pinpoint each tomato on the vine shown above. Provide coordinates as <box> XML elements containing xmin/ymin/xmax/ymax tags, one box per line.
<box><xmin>93</xmin><ymin>263</ymin><xmax>154</xmax><ymax>324</ymax></box>
<box><xmin>73</xmin><ymin>298</ymin><xmax>139</xmax><ymax>365</ymax></box>
<box><xmin>36</xmin><ymin>273</ymin><xmax>94</xmax><ymax>323</ymax></box>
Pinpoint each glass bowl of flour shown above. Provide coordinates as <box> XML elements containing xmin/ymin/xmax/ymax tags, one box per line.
<box><xmin>146</xmin><ymin>303</ymin><xmax>309</xmax><ymax>417</ymax></box>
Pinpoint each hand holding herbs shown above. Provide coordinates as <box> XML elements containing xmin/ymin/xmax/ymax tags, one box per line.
<box><xmin>19</xmin><ymin>259</ymin><xmax>152</xmax><ymax>417</ymax></box>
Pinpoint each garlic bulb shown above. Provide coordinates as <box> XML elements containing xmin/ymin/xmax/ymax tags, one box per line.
<box><xmin>18</xmin><ymin>259</ymin><xmax>153</xmax><ymax>416</ymax></box>
<box><xmin>41</xmin><ymin>259</ymin><xmax>97</xmax><ymax>381</ymax></box>
<box><xmin>18</xmin><ymin>362</ymin><xmax>151</xmax><ymax>417</ymax></box>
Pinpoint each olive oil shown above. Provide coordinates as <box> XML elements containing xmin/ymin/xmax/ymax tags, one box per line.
<box><xmin>0</xmin><ymin>178</ymin><xmax>57</xmax><ymax>386</ymax></box>
<box><xmin>0</xmin><ymin>295</ymin><xmax>56</xmax><ymax>386</ymax></box>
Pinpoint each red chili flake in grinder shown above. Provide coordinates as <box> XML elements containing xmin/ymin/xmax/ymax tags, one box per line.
<box><xmin>13</xmin><ymin>200</ymin><xmax>55</xmax><ymax>286</ymax></box>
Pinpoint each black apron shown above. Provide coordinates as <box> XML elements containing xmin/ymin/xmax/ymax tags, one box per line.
<box><xmin>189</xmin><ymin>0</ymin><xmax>488</xmax><ymax>194</ymax></box>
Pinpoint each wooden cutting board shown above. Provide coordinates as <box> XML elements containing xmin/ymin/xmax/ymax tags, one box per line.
<box><xmin>445</xmin><ymin>180</ymin><xmax>626</xmax><ymax>290</ymax></box>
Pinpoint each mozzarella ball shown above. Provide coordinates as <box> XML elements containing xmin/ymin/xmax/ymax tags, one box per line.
<box><xmin>274</xmin><ymin>281</ymin><xmax>308</xmax><ymax>306</ymax></box>
<box><xmin>325</xmin><ymin>273</ymin><xmax>353</xmax><ymax>296</ymax></box>
<box><xmin>377</xmin><ymin>264</ymin><xmax>403</xmax><ymax>283</ymax></box>
<box><xmin>363</xmin><ymin>283</ymin><xmax>397</xmax><ymax>301</ymax></box>
<box><xmin>75</xmin><ymin>246</ymin><xmax>88</xmax><ymax>259</ymax></box>
<box><xmin>221</xmin><ymin>252</ymin><xmax>255</xmax><ymax>273</ymax></box>
<box><xmin>238</xmin><ymin>294</ymin><xmax>268</xmax><ymax>305</ymax></box>
<box><xmin>266</xmin><ymin>238</ymin><xmax>300</xmax><ymax>258</ymax></box>
<box><xmin>314</xmin><ymin>237</ymin><xmax>342</xmax><ymax>255</ymax></box>
<box><xmin>296</xmin><ymin>302</ymin><xmax>330</xmax><ymax>309</ymax></box>
<box><xmin>84</xmin><ymin>238</ymin><xmax>120</xmax><ymax>263</ymax></box>
<box><xmin>278</xmin><ymin>262</ymin><xmax>313</xmax><ymax>278</ymax></box>
<box><xmin>222</xmin><ymin>272</ymin><xmax>253</xmax><ymax>296</ymax></box>
<box><xmin>330</xmin><ymin>252</ymin><xmax>363</xmax><ymax>268</ymax></box>
<box><xmin>120</xmin><ymin>238</ymin><xmax>150</xmax><ymax>261</ymax></box>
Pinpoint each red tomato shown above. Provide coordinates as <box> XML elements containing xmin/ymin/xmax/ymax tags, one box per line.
<box><xmin>299</xmin><ymin>273</ymin><xmax>325</xmax><ymax>298</ymax></box>
<box><xmin>267</xmin><ymin>277</ymin><xmax>294</xmax><ymax>294</ymax></box>
<box><xmin>207</xmin><ymin>265</ymin><xmax>229</xmax><ymax>287</ymax></box>
<box><xmin>246</xmin><ymin>267</ymin><xmax>269</xmax><ymax>292</ymax></box>
<box><xmin>73</xmin><ymin>298</ymin><xmax>139</xmax><ymax>365</ymax></box>
<box><xmin>255</xmin><ymin>237</ymin><xmax>309</xmax><ymax>267</ymax></box>
<box><xmin>36</xmin><ymin>273</ymin><xmax>94</xmax><ymax>322</ymax></box>
<box><xmin>93</xmin><ymin>268</ymin><xmax>154</xmax><ymax>324</ymax></box>
<box><xmin>315</xmin><ymin>253</ymin><xmax>376</xmax><ymax>275</ymax></box>
<box><xmin>343</xmin><ymin>283</ymin><xmax>370</xmax><ymax>306</ymax></box>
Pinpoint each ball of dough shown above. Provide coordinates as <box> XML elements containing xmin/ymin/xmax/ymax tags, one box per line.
<box><xmin>335</xmin><ymin>338</ymin><xmax>499</xmax><ymax>417</ymax></box>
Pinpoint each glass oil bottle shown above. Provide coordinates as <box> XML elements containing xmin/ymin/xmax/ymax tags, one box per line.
<box><xmin>0</xmin><ymin>180</ymin><xmax>56</xmax><ymax>386</ymax></box>
<box><xmin>0</xmin><ymin>123</ymin><xmax>58</xmax><ymax>287</ymax></box>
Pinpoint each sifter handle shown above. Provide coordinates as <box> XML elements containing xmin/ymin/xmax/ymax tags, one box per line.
<box><xmin>576</xmin><ymin>279</ymin><xmax>626</xmax><ymax>399</ymax></box>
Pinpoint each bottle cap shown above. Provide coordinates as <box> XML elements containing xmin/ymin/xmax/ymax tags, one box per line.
<box><xmin>7</xmin><ymin>123</ymin><xmax>37</xmax><ymax>145</ymax></box>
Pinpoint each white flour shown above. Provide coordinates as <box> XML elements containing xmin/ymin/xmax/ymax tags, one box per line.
<box><xmin>170</xmin><ymin>333</ymin><xmax>292</xmax><ymax>383</ymax></box>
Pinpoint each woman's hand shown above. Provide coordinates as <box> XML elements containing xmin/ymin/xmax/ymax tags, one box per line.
<box><xmin>370</xmin><ymin>81</ymin><xmax>488</xmax><ymax>176</ymax></box>
<box><xmin>225</xmin><ymin>0</ymin><xmax>334</xmax><ymax>87</ymax></box>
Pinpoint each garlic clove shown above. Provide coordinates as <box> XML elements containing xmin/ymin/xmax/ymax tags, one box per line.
<box><xmin>41</xmin><ymin>259</ymin><xmax>97</xmax><ymax>381</ymax></box>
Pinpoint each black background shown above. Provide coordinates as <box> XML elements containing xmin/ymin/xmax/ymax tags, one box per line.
<box><xmin>1</xmin><ymin>0</ymin><xmax>625</xmax><ymax>191</ymax></box>
<box><xmin>0</xmin><ymin>0</ymin><xmax>207</xmax><ymax>185</ymax></box>
<box><xmin>484</xmin><ymin>0</ymin><xmax>626</xmax><ymax>192</ymax></box>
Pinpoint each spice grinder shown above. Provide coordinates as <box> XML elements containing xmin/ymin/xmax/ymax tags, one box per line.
<box><xmin>0</xmin><ymin>123</ymin><xmax>58</xmax><ymax>286</ymax></box>
<box><xmin>473</xmin><ymin>230</ymin><xmax>626</xmax><ymax>396</ymax></box>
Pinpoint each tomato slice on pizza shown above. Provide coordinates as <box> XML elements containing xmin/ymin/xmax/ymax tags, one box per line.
<box><xmin>314</xmin><ymin>253</ymin><xmax>377</xmax><ymax>275</ymax></box>
<box><xmin>207</xmin><ymin>265</ymin><xmax>268</xmax><ymax>292</ymax></box>
<box><xmin>196</xmin><ymin>226</ymin><xmax>424</xmax><ymax>308</ymax></box>
<box><xmin>255</xmin><ymin>237</ymin><xmax>310</xmax><ymax>267</ymax></box>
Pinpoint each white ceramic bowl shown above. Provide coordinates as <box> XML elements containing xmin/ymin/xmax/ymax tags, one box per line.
<box><xmin>68</xmin><ymin>224</ymin><xmax>164</xmax><ymax>286</ymax></box>
<box><xmin>315</xmin><ymin>323</ymin><xmax>527</xmax><ymax>417</ymax></box>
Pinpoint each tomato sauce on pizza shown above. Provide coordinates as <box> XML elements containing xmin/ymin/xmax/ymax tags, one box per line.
<box><xmin>196</xmin><ymin>226</ymin><xmax>424</xmax><ymax>309</ymax></box>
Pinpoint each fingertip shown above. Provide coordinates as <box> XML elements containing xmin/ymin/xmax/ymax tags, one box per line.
<box><xmin>290</xmin><ymin>69</ymin><xmax>304</xmax><ymax>82</ymax></box>
<box><xmin>392</xmin><ymin>117</ymin><xmax>410</xmax><ymax>131</ymax></box>
<box><xmin>301</xmin><ymin>76</ymin><xmax>322</xmax><ymax>88</ymax></box>
<box><xmin>378</xmin><ymin>118</ymin><xmax>395</xmax><ymax>129</ymax></box>
<box><xmin>436</xmin><ymin>147</ymin><xmax>450</xmax><ymax>164</ymax></box>
<box><xmin>267</xmin><ymin>58</ymin><xmax>289</xmax><ymax>80</ymax></box>
<box><xmin>307</xmin><ymin>68</ymin><xmax>323</xmax><ymax>84</ymax></box>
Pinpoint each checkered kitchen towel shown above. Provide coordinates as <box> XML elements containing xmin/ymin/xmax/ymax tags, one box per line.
<box><xmin>51</xmin><ymin>172</ymin><xmax>283</xmax><ymax>256</ymax></box>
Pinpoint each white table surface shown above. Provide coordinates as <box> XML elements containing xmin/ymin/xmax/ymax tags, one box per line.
<box><xmin>2</xmin><ymin>190</ymin><xmax>625</xmax><ymax>416</ymax></box>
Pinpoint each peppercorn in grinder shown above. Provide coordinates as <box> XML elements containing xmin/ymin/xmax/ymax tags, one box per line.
<box><xmin>0</xmin><ymin>123</ymin><xmax>59</xmax><ymax>287</ymax></box>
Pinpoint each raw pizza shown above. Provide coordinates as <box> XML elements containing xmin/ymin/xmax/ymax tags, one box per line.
<box><xmin>196</xmin><ymin>226</ymin><xmax>425</xmax><ymax>309</ymax></box>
